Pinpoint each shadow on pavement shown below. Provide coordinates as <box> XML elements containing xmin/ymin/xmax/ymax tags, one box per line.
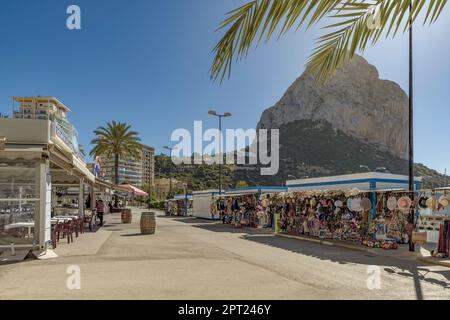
<box><xmin>171</xmin><ymin>217</ymin><xmax>219</xmax><ymax>225</ymax></box>
<box><xmin>172</xmin><ymin>216</ymin><xmax>450</xmax><ymax>298</ymax></box>
<box><xmin>240</xmin><ymin>234</ymin><xmax>450</xmax><ymax>297</ymax></box>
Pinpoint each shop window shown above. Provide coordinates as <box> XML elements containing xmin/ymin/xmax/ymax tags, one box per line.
<box><xmin>0</xmin><ymin>160</ymin><xmax>40</xmax><ymax>246</ymax></box>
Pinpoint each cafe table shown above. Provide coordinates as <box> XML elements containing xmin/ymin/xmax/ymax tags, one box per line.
<box><xmin>5</xmin><ymin>222</ymin><xmax>35</xmax><ymax>238</ymax></box>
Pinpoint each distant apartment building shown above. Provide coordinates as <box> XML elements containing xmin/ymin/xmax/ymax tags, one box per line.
<box><xmin>102</xmin><ymin>144</ymin><xmax>154</xmax><ymax>188</ymax></box>
<box><xmin>141</xmin><ymin>144</ymin><xmax>155</xmax><ymax>189</ymax></box>
<box><xmin>13</xmin><ymin>96</ymin><xmax>69</xmax><ymax>120</ymax></box>
<box><xmin>103</xmin><ymin>157</ymin><xmax>143</xmax><ymax>186</ymax></box>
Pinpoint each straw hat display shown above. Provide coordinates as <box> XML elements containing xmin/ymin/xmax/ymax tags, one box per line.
<box><xmin>345</xmin><ymin>188</ymin><xmax>360</xmax><ymax>197</ymax></box>
<box><xmin>360</xmin><ymin>197</ymin><xmax>372</xmax><ymax>211</ymax></box>
<box><xmin>418</xmin><ymin>196</ymin><xmax>428</xmax><ymax>209</ymax></box>
<box><xmin>386</xmin><ymin>196</ymin><xmax>397</xmax><ymax>211</ymax></box>
<box><xmin>334</xmin><ymin>200</ymin><xmax>344</xmax><ymax>208</ymax></box>
<box><xmin>426</xmin><ymin>196</ymin><xmax>438</xmax><ymax>210</ymax></box>
<box><xmin>397</xmin><ymin>196</ymin><xmax>412</xmax><ymax>211</ymax></box>
<box><xmin>438</xmin><ymin>195</ymin><xmax>450</xmax><ymax>208</ymax></box>
<box><xmin>350</xmin><ymin>197</ymin><xmax>362</xmax><ymax>212</ymax></box>
<box><xmin>347</xmin><ymin>198</ymin><xmax>353</xmax><ymax>210</ymax></box>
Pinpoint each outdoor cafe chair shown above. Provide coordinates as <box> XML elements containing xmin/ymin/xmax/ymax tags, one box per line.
<box><xmin>59</xmin><ymin>220</ymin><xmax>73</xmax><ymax>244</ymax></box>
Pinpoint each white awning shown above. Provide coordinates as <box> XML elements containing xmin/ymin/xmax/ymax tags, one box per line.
<box><xmin>72</xmin><ymin>155</ymin><xmax>95</xmax><ymax>183</ymax></box>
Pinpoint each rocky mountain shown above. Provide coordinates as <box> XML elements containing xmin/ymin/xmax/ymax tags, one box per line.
<box><xmin>250</xmin><ymin>54</ymin><xmax>449</xmax><ymax>189</ymax></box>
<box><xmin>257</xmin><ymin>54</ymin><xmax>408</xmax><ymax>159</ymax></box>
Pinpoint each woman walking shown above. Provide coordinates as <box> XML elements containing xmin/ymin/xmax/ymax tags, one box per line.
<box><xmin>96</xmin><ymin>199</ymin><xmax>105</xmax><ymax>226</ymax></box>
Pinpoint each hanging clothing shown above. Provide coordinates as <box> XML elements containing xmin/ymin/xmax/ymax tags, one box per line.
<box><xmin>233</xmin><ymin>199</ymin><xmax>240</xmax><ymax>211</ymax></box>
<box><xmin>438</xmin><ymin>223</ymin><xmax>446</xmax><ymax>254</ymax></box>
<box><xmin>444</xmin><ymin>221</ymin><xmax>450</xmax><ymax>257</ymax></box>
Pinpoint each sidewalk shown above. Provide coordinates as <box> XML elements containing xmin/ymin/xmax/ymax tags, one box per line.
<box><xmin>52</xmin><ymin>216</ymin><xmax>114</xmax><ymax>258</ymax></box>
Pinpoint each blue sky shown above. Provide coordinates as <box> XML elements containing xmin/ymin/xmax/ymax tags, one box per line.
<box><xmin>0</xmin><ymin>0</ymin><xmax>449</xmax><ymax>174</ymax></box>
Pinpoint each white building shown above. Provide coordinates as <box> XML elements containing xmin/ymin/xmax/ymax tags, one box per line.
<box><xmin>286</xmin><ymin>172</ymin><xmax>422</xmax><ymax>192</ymax></box>
<box><xmin>0</xmin><ymin>96</ymin><xmax>109</xmax><ymax>251</ymax></box>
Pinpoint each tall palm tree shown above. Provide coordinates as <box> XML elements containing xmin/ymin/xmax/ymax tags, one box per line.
<box><xmin>90</xmin><ymin>121</ymin><xmax>142</xmax><ymax>206</ymax></box>
<box><xmin>211</xmin><ymin>0</ymin><xmax>447</xmax><ymax>82</ymax></box>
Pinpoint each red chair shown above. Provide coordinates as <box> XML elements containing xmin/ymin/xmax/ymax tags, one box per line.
<box><xmin>51</xmin><ymin>223</ymin><xmax>58</xmax><ymax>249</ymax></box>
<box><xmin>54</xmin><ymin>221</ymin><xmax>63</xmax><ymax>243</ymax></box>
<box><xmin>61</xmin><ymin>220</ymin><xmax>73</xmax><ymax>244</ymax></box>
<box><xmin>71</xmin><ymin>218</ymin><xmax>80</xmax><ymax>238</ymax></box>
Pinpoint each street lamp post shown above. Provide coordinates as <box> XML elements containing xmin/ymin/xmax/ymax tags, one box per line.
<box><xmin>208</xmin><ymin>110</ymin><xmax>232</xmax><ymax>195</ymax></box>
<box><xmin>408</xmin><ymin>2</ymin><xmax>415</xmax><ymax>252</ymax></box>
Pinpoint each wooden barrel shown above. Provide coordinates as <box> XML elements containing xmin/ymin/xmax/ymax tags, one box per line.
<box><xmin>121</xmin><ymin>209</ymin><xmax>132</xmax><ymax>224</ymax></box>
<box><xmin>140</xmin><ymin>212</ymin><xmax>156</xmax><ymax>234</ymax></box>
<box><xmin>112</xmin><ymin>208</ymin><xmax>122</xmax><ymax>213</ymax></box>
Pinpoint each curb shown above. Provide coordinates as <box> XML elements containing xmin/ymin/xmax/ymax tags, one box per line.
<box><xmin>276</xmin><ymin>233</ymin><xmax>372</xmax><ymax>254</ymax></box>
<box><xmin>417</xmin><ymin>256</ymin><xmax>450</xmax><ymax>268</ymax></box>
<box><xmin>276</xmin><ymin>233</ymin><xmax>450</xmax><ymax>267</ymax></box>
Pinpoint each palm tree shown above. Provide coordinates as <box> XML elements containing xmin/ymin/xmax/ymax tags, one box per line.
<box><xmin>90</xmin><ymin>121</ymin><xmax>142</xmax><ymax>207</ymax></box>
<box><xmin>211</xmin><ymin>0</ymin><xmax>447</xmax><ymax>82</ymax></box>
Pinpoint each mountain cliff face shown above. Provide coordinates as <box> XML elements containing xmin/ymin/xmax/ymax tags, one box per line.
<box><xmin>257</xmin><ymin>55</ymin><xmax>408</xmax><ymax>159</ymax></box>
<box><xmin>248</xmin><ymin>54</ymin><xmax>449</xmax><ymax>189</ymax></box>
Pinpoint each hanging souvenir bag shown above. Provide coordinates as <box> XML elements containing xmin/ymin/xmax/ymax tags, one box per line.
<box><xmin>412</xmin><ymin>231</ymin><xmax>427</xmax><ymax>244</ymax></box>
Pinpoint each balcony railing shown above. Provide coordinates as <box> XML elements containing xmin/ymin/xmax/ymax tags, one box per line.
<box><xmin>51</xmin><ymin>119</ymin><xmax>85</xmax><ymax>161</ymax></box>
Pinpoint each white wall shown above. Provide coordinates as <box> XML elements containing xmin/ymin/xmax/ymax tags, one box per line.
<box><xmin>193</xmin><ymin>194</ymin><xmax>214</xmax><ymax>219</ymax></box>
<box><xmin>288</xmin><ymin>182</ymin><xmax>370</xmax><ymax>192</ymax></box>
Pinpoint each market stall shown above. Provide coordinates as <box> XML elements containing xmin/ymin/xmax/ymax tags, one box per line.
<box><xmin>165</xmin><ymin>199</ymin><xmax>178</xmax><ymax>216</ymax></box>
<box><xmin>274</xmin><ymin>188</ymin><xmax>417</xmax><ymax>250</ymax></box>
<box><xmin>416</xmin><ymin>187</ymin><xmax>450</xmax><ymax>258</ymax></box>
<box><xmin>216</xmin><ymin>186</ymin><xmax>287</xmax><ymax>228</ymax></box>
<box><xmin>173</xmin><ymin>194</ymin><xmax>193</xmax><ymax>216</ymax></box>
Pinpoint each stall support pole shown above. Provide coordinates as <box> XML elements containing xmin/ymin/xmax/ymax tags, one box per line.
<box><xmin>38</xmin><ymin>159</ymin><xmax>51</xmax><ymax>249</ymax></box>
<box><xmin>369</xmin><ymin>181</ymin><xmax>377</xmax><ymax>220</ymax></box>
<box><xmin>78</xmin><ymin>177</ymin><xmax>84</xmax><ymax>217</ymax></box>
<box><xmin>90</xmin><ymin>184</ymin><xmax>95</xmax><ymax>210</ymax></box>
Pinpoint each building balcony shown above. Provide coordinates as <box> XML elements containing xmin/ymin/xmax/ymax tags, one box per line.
<box><xmin>0</xmin><ymin>117</ymin><xmax>84</xmax><ymax>162</ymax></box>
<box><xmin>0</xmin><ymin>118</ymin><xmax>51</xmax><ymax>144</ymax></box>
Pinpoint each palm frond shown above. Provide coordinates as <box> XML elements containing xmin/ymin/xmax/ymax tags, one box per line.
<box><xmin>211</xmin><ymin>0</ymin><xmax>448</xmax><ymax>82</ymax></box>
<box><xmin>307</xmin><ymin>0</ymin><xmax>448</xmax><ymax>80</ymax></box>
<box><xmin>211</xmin><ymin>0</ymin><xmax>343</xmax><ymax>82</ymax></box>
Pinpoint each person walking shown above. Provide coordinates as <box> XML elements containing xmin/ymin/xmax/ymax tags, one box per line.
<box><xmin>96</xmin><ymin>199</ymin><xmax>105</xmax><ymax>226</ymax></box>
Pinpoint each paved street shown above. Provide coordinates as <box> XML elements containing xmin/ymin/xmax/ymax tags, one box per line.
<box><xmin>1</xmin><ymin>209</ymin><xmax>450</xmax><ymax>300</ymax></box>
